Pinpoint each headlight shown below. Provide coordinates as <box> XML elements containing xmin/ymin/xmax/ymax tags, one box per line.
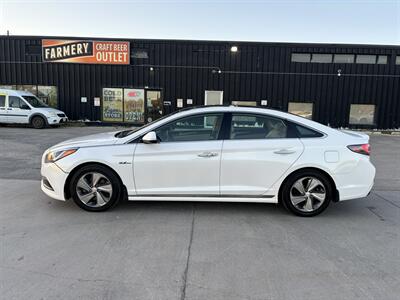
<box><xmin>45</xmin><ymin>148</ymin><xmax>78</xmax><ymax>163</ymax></box>
<box><xmin>49</xmin><ymin>112</ymin><xmax>58</xmax><ymax>117</ymax></box>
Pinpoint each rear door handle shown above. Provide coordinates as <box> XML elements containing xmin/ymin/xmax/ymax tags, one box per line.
<box><xmin>7</xmin><ymin>108</ymin><xmax>12</xmax><ymax>110</ymax></box>
<box><xmin>274</xmin><ymin>149</ymin><xmax>296</xmax><ymax>155</ymax></box>
<box><xmin>197</xmin><ymin>152</ymin><xmax>218</xmax><ymax>158</ymax></box>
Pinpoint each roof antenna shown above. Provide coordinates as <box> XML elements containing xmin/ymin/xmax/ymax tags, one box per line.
<box><xmin>6</xmin><ymin>30</ymin><xmax>9</xmax><ymax>36</ymax></box>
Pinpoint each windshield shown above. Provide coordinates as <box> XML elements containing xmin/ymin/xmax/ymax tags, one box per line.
<box><xmin>22</xmin><ymin>96</ymin><xmax>48</xmax><ymax>108</ymax></box>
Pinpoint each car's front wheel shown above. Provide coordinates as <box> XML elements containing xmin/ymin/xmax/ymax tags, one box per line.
<box><xmin>31</xmin><ymin>116</ymin><xmax>46</xmax><ymax>129</ymax></box>
<box><xmin>69</xmin><ymin>165</ymin><xmax>122</xmax><ymax>211</ymax></box>
<box><xmin>281</xmin><ymin>170</ymin><xmax>332</xmax><ymax>217</ymax></box>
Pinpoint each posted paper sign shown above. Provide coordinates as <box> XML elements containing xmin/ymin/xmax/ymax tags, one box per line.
<box><xmin>94</xmin><ymin>97</ymin><xmax>100</xmax><ymax>107</ymax></box>
<box><xmin>177</xmin><ymin>98</ymin><xmax>183</xmax><ymax>108</ymax></box>
<box><xmin>81</xmin><ymin>97</ymin><xmax>87</xmax><ymax>103</ymax></box>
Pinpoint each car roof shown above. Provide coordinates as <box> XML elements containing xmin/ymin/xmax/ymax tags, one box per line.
<box><xmin>0</xmin><ymin>89</ymin><xmax>34</xmax><ymax>96</ymax></box>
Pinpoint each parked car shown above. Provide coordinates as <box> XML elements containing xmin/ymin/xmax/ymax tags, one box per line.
<box><xmin>41</xmin><ymin>106</ymin><xmax>375</xmax><ymax>217</ymax></box>
<box><xmin>0</xmin><ymin>89</ymin><xmax>68</xmax><ymax>128</ymax></box>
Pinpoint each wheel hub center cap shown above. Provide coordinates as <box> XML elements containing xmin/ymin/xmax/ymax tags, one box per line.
<box><xmin>305</xmin><ymin>192</ymin><xmax>310</xmax><ymax>197</ymax></box>
<box><xmin>92</xmin><ymin>187</ymin><xmax>97</xmax><ymax>192</ymax></box>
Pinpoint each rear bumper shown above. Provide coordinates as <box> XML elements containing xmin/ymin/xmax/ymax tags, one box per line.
<box><xmin>41</xmin><ymin>162</ymin><xmax>69</xmax><ymax>201</ymax></box>
<box><xmin>335</xmin><ymin>159</ymin><xmax>376</xmax><ymax>201</ymax></box>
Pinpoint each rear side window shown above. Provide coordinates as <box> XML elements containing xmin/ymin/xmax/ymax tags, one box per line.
<box><xmin>230</xmin><ymin>114</ymin><xmax>288</xmax><ymax>139</ymax></box>
<box><xmin>0</xmin><ymin>95</ymin><xmax>5</xmax><ymax>107</ymax></box>
<box><xmin>294</xmin><ymin>124</ymin><xmax>324</xmax><ymax>138</ymax></box>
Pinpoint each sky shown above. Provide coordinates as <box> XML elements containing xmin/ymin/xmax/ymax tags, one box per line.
<box><xmin>0</xmin><ymin>0</ymin><xmax>399</xmax><ymax>45</ymax></box>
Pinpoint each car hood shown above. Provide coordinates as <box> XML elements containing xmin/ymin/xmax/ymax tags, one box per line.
<box><xmin>35</xmin><ymin>107</ymin><xmax>65</xmax><ymax>114</ymax></box>
<box><xmin>50</xmin><ymin>131</ymin><xmax>121</xmax><ymax>150</ymax></box>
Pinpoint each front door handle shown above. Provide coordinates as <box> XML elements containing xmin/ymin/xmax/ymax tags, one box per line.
<box><xmin>7</xmin><ymin>108</ymin><xmax>12</xmax><ymax>110</ymax></box>
<box><xmin>197</xmin><ymin>152</ymin><xmax>218</xmax><ymax>158</ymax></box>
<box><xmin>274</xmin><ymin>149</ymin><xmax>296</xmax><ymax>155</ymax></box>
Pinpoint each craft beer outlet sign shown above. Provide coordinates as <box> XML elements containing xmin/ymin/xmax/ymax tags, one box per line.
<box><xmin>42</xmin><ymin>39</ymin><xmax>130</xmax><ymax>65</ymax></box>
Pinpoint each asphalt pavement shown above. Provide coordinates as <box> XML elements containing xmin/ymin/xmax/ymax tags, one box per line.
<box><xmin>0</xmin><ymin>125</ymin><xmax>399</xmax><ymax>300</ymax></box>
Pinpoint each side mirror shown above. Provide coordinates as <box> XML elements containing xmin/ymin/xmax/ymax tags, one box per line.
<box><xmin>142</xmin><ymin>131</ymin><xmax>158</xmax><ymax>144</ymax></box>
<box><xmin>20</xmin><ymin>104</ymin><xmax>31</xmax><ymax>110</ymax></box>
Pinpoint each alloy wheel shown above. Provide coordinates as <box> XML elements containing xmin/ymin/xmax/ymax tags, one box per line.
<box><xmin>75</xmin><ymin>172</ymin><xmax>113</xmax><ymax>207</ymax></box>
<box><xmin>289</xmin><ymin>176</ymin><xmax>326</xmax><ymax>213</ymax></box>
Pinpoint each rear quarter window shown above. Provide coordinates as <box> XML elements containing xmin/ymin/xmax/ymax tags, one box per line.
<box><xmin>294</xmin><ymin>124</ymin><xmax>324</xmax><ymax>138</ymax></box>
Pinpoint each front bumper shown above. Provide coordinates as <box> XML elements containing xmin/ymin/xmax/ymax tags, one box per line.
<box><xmin>47</xmin><ymin>116</ymin><xmax>68</xmax><ymax>125</ymax></box>
<box><xmin>41</xmin><ymin>162</ymin><xmax>69</xmax><ymax>201</ymax></box>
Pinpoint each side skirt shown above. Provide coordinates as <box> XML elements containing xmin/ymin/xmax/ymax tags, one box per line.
<box><xmin>127</xmin><ymin>194</ymin><xmax>278</xmax><ymax>203</ymax></box>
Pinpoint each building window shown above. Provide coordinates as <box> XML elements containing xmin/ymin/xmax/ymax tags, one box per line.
<box><xmin>396</xmin><ymin>56</ymin><xmax>400</xmax><ymax>65</ymax></box>
<box><xmin>377</xmin><ymin>55</ymin><xmax>388</xmax><ymax>64</ymax></box>
<box><xmin>291</xmin><ymin>53</ymin><xmax>311</xmax><ymax>63</ymax></box>
<box><xmin>0</xmin><ymin>85</ymin><xmax>17</xmax><ymax>90</ymax></box>
<box><xmin>356</xmin><ymin>55</ymin><xmax>376</xmax><ymax>64</ymax></box>
<box><xmin>311</xmin><ymin>54</ymin><xmax>332</xmax><ymax>63</ymax></box>
<box><xmin>131</xmin><ymin>49</ymin><xmax>149</xmax><ymax>59</ymax></box>
<box><xmin>102</xmin><ymin>88</ymin><xmax>124</xmax><ymax>122</ymax></box>
<box><xmin>288</xmin><ymin>102</ymin><xmax>313</xmax><ymax>119</ymax></box>
<box><xmin>25</xmin><ymin>44</ymin><xmax>41</xmax><ymax>55</ymax></box>
<box><xmin>102</xmin><ymin>88</ymin><xmax>146</xmax><ymax>123</ymax></box>
<box><xmin>349</xmin><ymin>104</ymin><xmax>376</xmax><ymax>125</ymax></box>
<box><xmin>16</xmin><ymin>85</ymin><xmax>37</xmax><ymax>95</ymax></box>
<box><xmin>1</xmin><ymin>84</ymin><xmax>58</xmax><ymax>108</ymax></box>
<box><xmin>334</xmin><ymin>54</ymin><xmax>355</xmax><ymax>64</ymax></box>
<box><xmin>38</xmin><ymin>86</ymin><xmax>58</xmax><ymax>108</ymax></box>
<box><xmin>231</xmin><ymin>101</ymin><xmax>257</xmax><ymax>107</ymax></box>
<box><xmin>205</xmin><ymin>90</ymin><xmax>223</xmax><ymax>105</ymax></box>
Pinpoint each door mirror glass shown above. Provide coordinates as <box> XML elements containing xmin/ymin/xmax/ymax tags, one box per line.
<box><xmin>142</xmin><ymin>131</ymin><xmax>158</xmax><ymax>144</ymax></box>
<box><xmin>20</xmin><ymin>104</ymin><xmax>31</xmax><ymax>110</ymax></box>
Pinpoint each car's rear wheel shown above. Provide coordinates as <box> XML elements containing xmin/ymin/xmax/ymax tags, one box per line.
<box><xmin>281</xmin><ymin>170</ymin><xmax>332</xmax><ymax>217</ymax></box>
<box><xmin>70</xmin><ymin>165</ymin><xmax>122</xmax><ymax>211</ymax></box>
<box><xmin>31</xmin><ymin>116</ymin><xmax>46</xmax><ymax>129</ymax></box>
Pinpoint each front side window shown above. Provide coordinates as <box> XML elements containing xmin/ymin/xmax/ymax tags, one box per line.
<box><xmin>8</xmin><ymin>96</ymin><xmax>23</xmax><ymax>108</ymax></box>
<box><xmin>22</xmin><ymin>96</ymin><xmax>47</xmax><ymax>108</ymax></box>
<box><xmin>230</xmin><ymin>114</ymin><xmax>288</xmax><ymax>140</ymax></box>
<box><xmin>155</xmin><ymin>113</ymin><xmax>223</xmax><ymax>142</ymax></box>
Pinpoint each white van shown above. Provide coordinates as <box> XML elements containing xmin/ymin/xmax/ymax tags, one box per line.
<box><xmin>0</xmin><ymin>89</ymin><xmax>68</xmax><ymax>129</ymax></box>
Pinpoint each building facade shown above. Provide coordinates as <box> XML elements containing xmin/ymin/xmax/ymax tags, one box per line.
<box><xmin>0</xmin><ymin>35</ymin><xmax>399</xmax><ymax>128</ymax></box>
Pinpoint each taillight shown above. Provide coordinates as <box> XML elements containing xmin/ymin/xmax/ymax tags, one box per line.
<box><xmin>347</xmin><ymin>144</ymin><xmax>370</xmax><ymax>156</ymax></box>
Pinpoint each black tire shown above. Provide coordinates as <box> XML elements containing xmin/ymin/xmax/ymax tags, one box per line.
<box><xmin>69</xmin><ymin>164</ymin><xmax>122</xmax><ymax>212</ymax></box>
<box><xmin>281</xmin><ymin>170</ymin><xmax>332</xmax><ymax>217</ymax></box>
<box><xmin>31</xmin><ymin>116</ymin><xmax>46</xmax><ymax>129</ymax></box>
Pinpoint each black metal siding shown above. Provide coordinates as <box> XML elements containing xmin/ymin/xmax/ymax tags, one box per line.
<box><xmin>0</xmin><ymin>35</ymin><xmax>399</xmax><ymax>128</ymax></box>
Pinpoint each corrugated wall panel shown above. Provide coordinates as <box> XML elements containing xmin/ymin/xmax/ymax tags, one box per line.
<box><xmin>0</xmin><ymin>36</ymin><xmax>399</xmax><ymax>128</ymax></box>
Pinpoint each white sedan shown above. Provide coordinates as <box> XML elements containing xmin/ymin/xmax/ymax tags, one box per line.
<box><xmin>41</xmin><ymin>106</ymin><xmax>375</xmax><ymax>216</ymax></box>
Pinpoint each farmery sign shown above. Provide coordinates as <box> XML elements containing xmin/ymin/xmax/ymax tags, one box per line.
<box><xmin>42</xmin><ymin>39</ymin><xmax>130</xmax><ymax>65</ymax></box>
